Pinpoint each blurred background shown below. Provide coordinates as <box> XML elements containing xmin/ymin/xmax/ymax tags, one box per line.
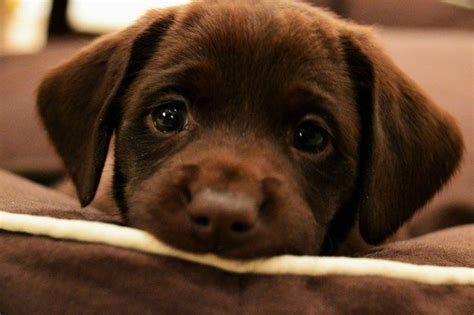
<box><xmin>0</xmin><ymin>0</ymin><xmax>473</xmax><ymax>233</ymax></box>
<box><xmin>1</xmin><ymin>0</ymin><xmax>473</xmax><ymax>55</ymax></box>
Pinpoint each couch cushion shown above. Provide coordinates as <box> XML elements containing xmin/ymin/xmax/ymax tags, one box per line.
<box><xmin>0</xmin><ymin>38</ymin><xmax>89</xmax><ymax>183</ymax></box>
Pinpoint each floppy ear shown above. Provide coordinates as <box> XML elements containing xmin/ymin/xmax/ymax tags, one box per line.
<box><xmin>37</xmin><ymin>10</ymin><xmax>176</xmax><ymax>206</ymax></box>
<box><xmin>340</xmin><ymin>28</ymin><xmax>464</xmax><ymax>244</ymax></box>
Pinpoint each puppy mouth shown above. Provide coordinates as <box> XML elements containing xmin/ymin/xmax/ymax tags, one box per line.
<box><xmin>126</xmin><ymin>157</ymin><xmax>321</xmax><ymax>258</ymax></box>
<box><xmin>158</xmin><ymin>226</ymin><xmax>309</xmax><ymax>259</ymax></box>
<box><xmin>185</xmin><ymin>220</ymin><xmax>305</xmax><ymax>259</ymax></box>
<box><xmin>128</xmin><ymin>200</ymin><xmax>319</xmax><ymax>259</ymax></box>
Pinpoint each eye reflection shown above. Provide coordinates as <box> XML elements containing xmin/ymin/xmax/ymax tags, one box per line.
<box><xmin>293</xmin><ymin>120</ymin><xmax>330</xmax><ymax>153</ymax></box>
<box><xmin>151</xmin><ymin>101</ymin><xmax>188</xmax><ymax>134</ymax></box>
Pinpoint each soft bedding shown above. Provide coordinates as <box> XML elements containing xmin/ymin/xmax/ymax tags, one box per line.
<box><xmin>0</xmin><ymin>170</ymin><xmax>473</xmax><ymax>314</ymax></box>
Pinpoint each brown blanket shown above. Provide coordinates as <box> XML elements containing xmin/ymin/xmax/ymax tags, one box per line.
<box><xmin>0</xmin><ymin>170</ymin><xmax>473</xmax><ymax>314</ymax></box>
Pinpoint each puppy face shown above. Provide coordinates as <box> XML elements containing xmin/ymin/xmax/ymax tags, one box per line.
<box><xmin>37</xmin><ymin>0</ymin><xmax>463</xmax><ymax>258</ymax></box>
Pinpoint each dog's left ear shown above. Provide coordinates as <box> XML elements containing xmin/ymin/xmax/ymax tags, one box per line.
<box><xmin>37</xmin><ymin>10</ymin><xmax>176</xmax><ymax>206</ymax></box>
<box><xmin>340</xmin><ymin>27</ymin><xmax>464</xmax><ymax>244</ymax></box>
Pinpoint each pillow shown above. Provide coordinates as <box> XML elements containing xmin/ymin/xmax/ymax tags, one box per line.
<box><xmin>0</xmin><ymin>170</ymin><xmax>473</xmax><ymax>314</ymax></box>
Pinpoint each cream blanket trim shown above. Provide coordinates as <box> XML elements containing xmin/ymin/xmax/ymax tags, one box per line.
<box><xmin>0</xmin><ymin>210</ymin><xmax>473</xmax><ymax>286</ymax></box>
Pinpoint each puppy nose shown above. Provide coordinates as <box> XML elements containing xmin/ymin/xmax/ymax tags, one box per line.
<box><xmin>187</xmin><ymin>189</ymin><xmax>258</xmax><ymax>247</ymax></box>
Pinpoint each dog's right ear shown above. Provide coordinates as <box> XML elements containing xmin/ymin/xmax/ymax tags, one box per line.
<box><xmin>339</xmin><ymin>26</ymin><xmax>464</xmax><ymax>244</ymax></box>
<box><xmin>37</xmin><ymin>10</ymin><xmax>176</xmax><ymax>206</ymax></box>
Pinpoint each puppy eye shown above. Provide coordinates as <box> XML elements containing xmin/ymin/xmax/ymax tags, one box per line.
<box><xmin>151</xmin><ymin>101</ymin><xmax>188</xmax><ymax>134</ymax></box>
<box><xmin>293</xmin><ymin>120</ymin><xmax>330</xmax><ymax>153</ymax></box>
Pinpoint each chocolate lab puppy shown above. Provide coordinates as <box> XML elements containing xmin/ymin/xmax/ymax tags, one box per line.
<box><xmin>37</xmin><ymin>0</ymin><xmax>463</xmax><ymax>258</ymax></box>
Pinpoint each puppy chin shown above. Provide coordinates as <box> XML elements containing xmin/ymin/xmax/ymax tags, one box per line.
<box><xmin>129</xmin><ymin>210</ymin><xmax>322</xmax><ymax>259</ymax></box>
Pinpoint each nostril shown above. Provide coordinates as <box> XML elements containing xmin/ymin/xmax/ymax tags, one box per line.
<box><xmin>230</xmin><ymin>221</ymin><xmax>252</xmax><ymax>233</ymax></box>
<box><xmin>183</xmin><ymin>186</ymin><xmax>192</xmax><ymax>203</ymax></box>
<box><xmin>192</xmin><ymin>216</ymin><xmax>210</xmax><ymax>227</ymax></box>
<box><xmin>259</xmin><ymin>199</ymin><xmax>270</xmax><ymax>215</ymax></box>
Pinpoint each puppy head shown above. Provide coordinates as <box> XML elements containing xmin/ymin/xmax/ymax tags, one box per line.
<box><xmin>37</xmin><ymin>0</ymin><xmax>463</xmax><ymax>257</ymax></box>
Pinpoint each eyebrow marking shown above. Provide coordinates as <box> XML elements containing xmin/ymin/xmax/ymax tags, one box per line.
<box><xmin>288</xmin><ymin>83</ymin><xmax>338</xmax><ymax>116</ymax></box>
<box><xmin>286</xmin><ymin>82</ymin><xmax>342</xmax><ymax>139</ymax></box>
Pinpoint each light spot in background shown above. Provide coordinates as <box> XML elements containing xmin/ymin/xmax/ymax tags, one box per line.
<box><xmin>0</xmin><ymin>0</ymin><xmax>191</xmax><ymax>55</ymax></box>
<box><xmin>67</xmin><ymin>0</ymin><xmax>192</xmax><ymax>34</ymax></box>
<box><xmin>1</xmin><ymin>0</ymin><xmax>52</xmax><ymax>55</ymax></box>
<box><xmin>442</xmin><ymin>0</ymin><xmax>474</xmax><ymax>9</ymax></box>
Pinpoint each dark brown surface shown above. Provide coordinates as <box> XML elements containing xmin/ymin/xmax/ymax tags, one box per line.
<box><xmin>0</xmin><ymin>169</ymin><xmax>473</xmax><ymax>314</ymax></box>
<box><xmin>48</xmin><ymin>0</ymin><xmax>73</xmax><ymax>36</ymax></box>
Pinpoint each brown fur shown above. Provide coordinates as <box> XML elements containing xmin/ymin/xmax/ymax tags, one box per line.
<box><xmin>37</xmin><ymin>0</ymin><xmax>463</xmax><ymax>258</ymax></box>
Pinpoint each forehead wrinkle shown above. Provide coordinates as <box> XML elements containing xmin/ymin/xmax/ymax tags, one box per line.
<box><xmin>287</xmin><ymin>82</ymin><xmax>339</xmax><ymax>113</ymax></box>
<box><xmin>176</xmin><ymin>1</ymin><xmax>330</xmax><ymax>67</ymax></box>
<box><xmin>139</xmin><ymin>61</ymin><xmax>218</xmax><ymax>94</ymax></box>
